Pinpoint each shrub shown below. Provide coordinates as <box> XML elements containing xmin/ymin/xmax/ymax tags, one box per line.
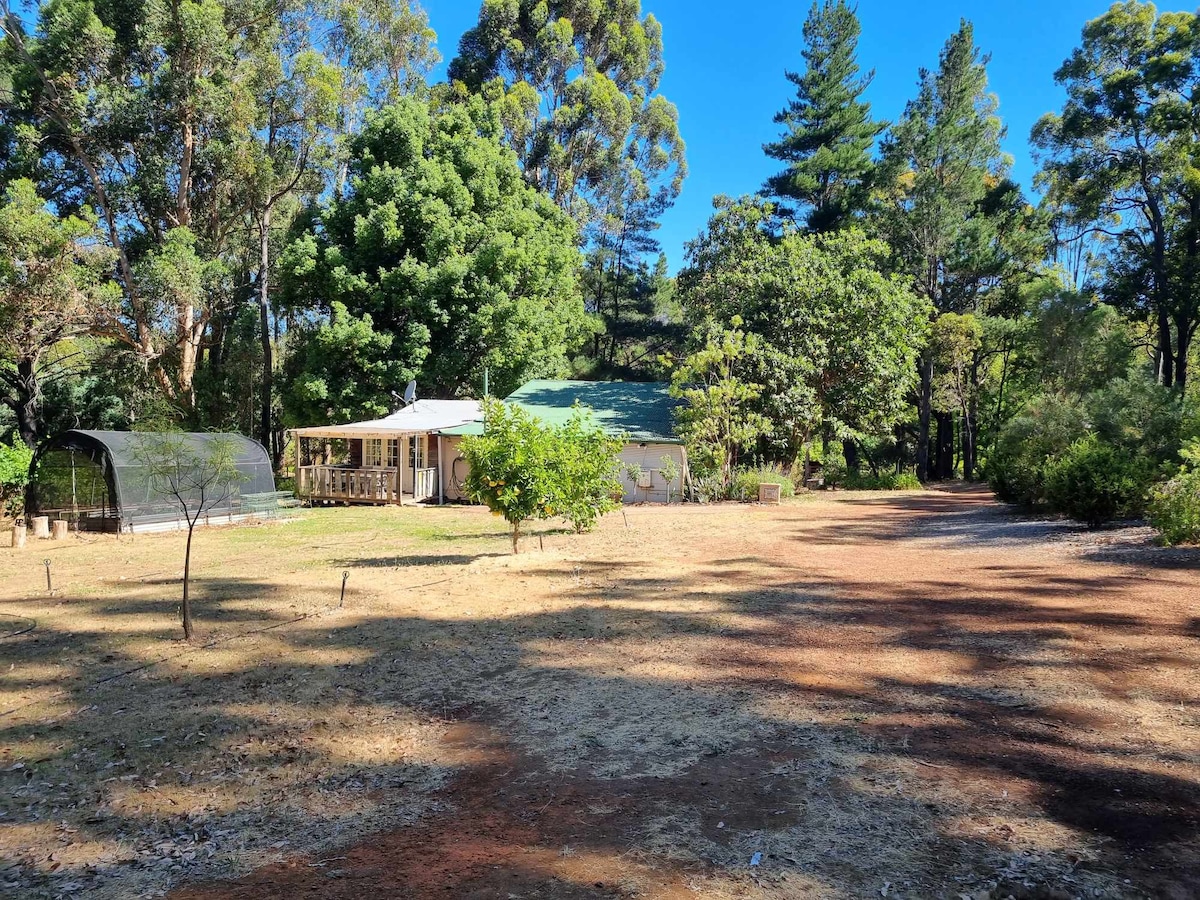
<box><xmin>1043</xmin><ymin>436</ymin><xmax>1153</xmax><ymax>527</ymax></box>
<box><xmin>732</xmin><ymin>464</ymin><xmax>795</xmax><ymax>501</ymax></box>
<box><xmin>0</xmin><ymin>440</ymin><xmax>33</xmax><ymax>518</ymax></box>
<box><xmin>1149</xmin><ymin>440</ymin><xmax>1200</xmax><ymax>545</ymax></box>
<box><xmin>843</xmin><ymin>470</ymin><xmax>922</xmax><ymax>491</ymax></box>
<box><xmin>990</xmin><ymin>394</ymin><xmax>1088</xmax><ymax>507</ymax></box>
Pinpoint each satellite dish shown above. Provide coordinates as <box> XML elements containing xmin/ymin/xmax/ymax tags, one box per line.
<box><xmin>402</xmin><ymin>380</ymin><xmax>417</xmax><ymax>406</ymax></box>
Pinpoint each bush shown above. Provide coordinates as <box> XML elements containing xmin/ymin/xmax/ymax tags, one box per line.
<box><xmin>1043</xmin><ymin>436</ymin><xmax>1153</xmax><ymax>527</ymax></box>
<box><xmin>732</xmin><ymin>464</ymin><xmax>796</xmax><ymax>501</ymax></box>
<box><xmin>1149</xmin><ymin>440</ymin><xmax>1200</xmax><ymax>545</ymax></box>
<box><xmin>989</xmin><ymin>394</ymin><xmax>1088</xmax><ymax>507</ymax></box>
<box><xmin>842</xmin><ymin>470</ymin><xmax>922</xmax><ymax>491</ymax></box>
<box><xmin>0</xmin><ymin>440</ymin><xmax>33</xmax><ymax>518</ymax></box>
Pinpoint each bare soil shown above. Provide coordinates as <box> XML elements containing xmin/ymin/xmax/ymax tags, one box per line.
<box><xmin>2</xmin><ymin>488</ymin><xmax>1198</xmax><ymax>899</ymax></box>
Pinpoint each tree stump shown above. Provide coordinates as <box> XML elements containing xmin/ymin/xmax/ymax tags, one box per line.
<box><xmin>52</xmin><ymin>520</ymin><xmax>69</xmax><ymax>540</ymax></box>
<box><xmin>30</xmin><ymin>516</ymin><xmax>50</xmax><ymax>539</ymax></box>
<box><xmin>11</xmin><ymin>525</ymin><xmax>26</xmax><ymax>549</ymax></box>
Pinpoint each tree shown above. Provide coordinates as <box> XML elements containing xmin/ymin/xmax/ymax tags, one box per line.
<box><xmin>1032</xmin><ymin>0</ymin><xmax>1199</xmax><ymax>389</ymax></box>
<box><xmin>678</xmin><ymin>196</ymin><xmax>930</xmax><ymax>467</ymax></box>
<box><xmin>0</xmin><ymin>179</ymin><xmax>116</xmax><ymax>448</ymax></box>
<box><xmin>878</xmin><ymin>20</ymin><xmax>1030</xmax><ymax>481</ymax></box>
<box><xmin>461</xmin><ymin>398</ymin><xmax>623</xmax><ymax>552</ymax></box>
<box><xmin>763</xmin><ymin>0</ymin><xmax>885</xmax><ymax>232</ymax></box>
<box><xmin>667</xmin><ymin>317</ymin><xmax>770</xmax><ymax>492</ymax></box>
<box><xmin>929</xmin><ymin>312</ymin><xmax>983</xmax><ymax>477</ymax></box>
<box><xmin>281</xmin><ymin>96</ymin><xmax>591</xmax><ymax>401</ymax></box>
<box><xmin>281</xmin><ymin>301</ymin><xmax>408</xmax><ymax>427</ymax></box>
<box><xmin>130</xmin><ymin>432</ymin><xmax>244</xmax><ymax>640</ymax></box>
<box><xmin>449</xmin><ymin>0</ymin><xmax>686</xmax><ymax>227</ymax></box>
<box><xmin>0</xmin><ymin>0</ymin><xmax>267</xmax><ymax>408</ymax></box>
<box><xmin>449</xmin><ymin>0</ymin><xmax>686</xmax><ymax>374</ymax></box>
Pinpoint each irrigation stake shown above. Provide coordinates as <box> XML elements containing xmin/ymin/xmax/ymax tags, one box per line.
<box><xmin>621</xmin><ymin>509</ymin><xmax>629</xmax><ymax>529</ymax></box>
<box><xmin>43</xmin><ymin>559</ymin><xmax>52</xmax><ymax>593</ymax></box>
<box><xmin>339</xmin><ymin>571</ymin><xmax>349</xmax><ymax>608</ymax></box>
<box><xmin>539</xmin><ymin>534</ymin><xmax>544</xmax><ymax>552</ymax></box>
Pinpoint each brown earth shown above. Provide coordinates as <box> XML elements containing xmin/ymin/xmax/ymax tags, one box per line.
<box><xmin>3</xmin><ymin>488</ymin><xmax>1199</xmax><ymax>899</ymax></box>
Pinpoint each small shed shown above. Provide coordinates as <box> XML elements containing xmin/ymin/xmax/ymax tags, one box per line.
<box><xmin>29</xmin><ymin>430</ymin><xmax>275</xmax><ymax>533</ymax></box>
<box><xmin>439</xmin><ymin>380</ymin><xmax>688</xmax><ymax>503</ymax></box>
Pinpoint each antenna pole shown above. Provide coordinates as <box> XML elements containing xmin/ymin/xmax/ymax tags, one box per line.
<box><xmin>483</xmin><ymin>367</ymin><xmax>489</xmax><ymax>397</ymax></box>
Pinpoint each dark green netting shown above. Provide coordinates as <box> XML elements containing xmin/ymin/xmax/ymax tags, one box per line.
<box><xmin>30</xmin><ymin>431</ymin><xmax>275</xmax><ymax>532</ymax></box>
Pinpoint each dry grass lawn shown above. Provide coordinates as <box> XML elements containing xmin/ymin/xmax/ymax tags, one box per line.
<box><xmin>1</xmin><ymin>488</ymin><xmax>1198</xmax><ymax>899</ymax></box>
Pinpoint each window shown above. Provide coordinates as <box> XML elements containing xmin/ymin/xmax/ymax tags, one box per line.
<box><xmin>364</xmin><ymin>439</ymin><xmax>399</xmax><ymax>468</ymax></box>
<box><xmin>410</xmin><ymin>435</ymin><xmax>426</xmax><ymax>469</ymax></box>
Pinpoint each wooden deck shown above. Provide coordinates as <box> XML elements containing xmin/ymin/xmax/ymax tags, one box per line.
<box><xmin>297</xmin><ymin>465</ymin><xmax>440</xmax><ymax>504</ymax></box>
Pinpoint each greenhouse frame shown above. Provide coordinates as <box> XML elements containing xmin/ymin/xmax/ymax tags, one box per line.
<box><xmin>29</xmin><ymin>430</ymin><xmax>276</xmax><ymax>533</ymax></box>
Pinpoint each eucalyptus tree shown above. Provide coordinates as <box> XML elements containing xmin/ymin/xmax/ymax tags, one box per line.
<box><xmin>449</xmin><ymin>0</ymin><xmax>686</xmax><ymax>366</ymax></box>
<box><xmin>1033</xmin><ymin>0</ymin><xmax>1200</xmax><ymax>389</ymax></box>
<box><xmin>763</xmin><ymin>0</ymin><xmax>885</xmax><ymax>232</ymax></box>
<box><xmin>0</xmin><ymin>0</ymin><xmax>284</xmax><ymax>411</ymax></box>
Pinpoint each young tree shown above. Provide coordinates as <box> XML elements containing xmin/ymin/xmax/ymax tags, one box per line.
<box><xmin>667</xmin><ymin>318</ymin><xmax>770</xmax><ymax>492</ymax></box>
<box><xmin>763</xmin><ymin>0</ymin><xmax>885</xmax><ymax>232</ymax></box>
<box><xmin>0</xmin><ymin>179</ymin><xmax>116</xmax><ymax>448</ymax></box>
<box><xmin>1032</xmin><ymin>0</ymin><xmax>1199</xmax><ymax>389</ymax></box>
<box><xmin>461</xmin><ymin>398</ymin><xmax>622</xmax><ymax>552</ymax></box>
<box><xmin>281</xmin><ymin>96</ymin><xmax>591</xmax><ymax>400</ymax></box>
<box><xmin>130</xmin><ymin>433</ymin><xmax>244</xmax><ymax>641</ymax></box>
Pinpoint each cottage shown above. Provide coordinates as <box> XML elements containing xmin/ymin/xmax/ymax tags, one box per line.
<box><xmin>290</xmin><ymin>399</ymin><xmax>482</xmax><ymax>506</ymax></box>
<box><xmin>439</xmin><ymin>380</ymin><xmax>688</xmax><ymax>504</ymax></box>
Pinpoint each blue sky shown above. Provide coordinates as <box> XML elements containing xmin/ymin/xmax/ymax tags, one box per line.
<box><xmin>427</xmin><ymin>0</ymin><xmax>1116</xmax><ymax>271</ymax></box>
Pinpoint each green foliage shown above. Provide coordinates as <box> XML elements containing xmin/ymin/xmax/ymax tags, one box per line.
<box><xmin>0</xmin><ymin>179</ymin><xmax>117</xmax><ymax>446</ymax></box>
<box><xmin>282</xmin><ymin>302</ymin><xmax>406</xmax><ymax>426</ymax></box>
<box><xmin>842</xmin><ymin>470</ymin><xmax>922</xmax><ymax>491</ymax></box>
<box><xmin>732</xmin><ymin>465</ymin><xmax>796</xmax><ymax>502</ymax></box>
<box><xmin>0</xmin><ymin>439</ymin><xmax>33</xmax><ymax>516</ymax></box>
<box><xmin>1149</xmin><ymin>441</ymin><xmax>1200</xmax><ymax>545</ymax></box>
<box><xmin>1044</xmin><ymin>436</ymin><xmax>1154</xmax><ymax>527</ymax></box>
<box><xmin>668</xmin><ymin>318</ymin><xmax>770</xmax><ymax>490</ymax></box>
<box><xmin>1032</xmin><ymin>0</ymin><xmax>1199</xmax><ymax>389</ymax></box>
<box><xmin>678</xmin><ymin>197</ymin><xmax>930</xmax><ymax>462</ymax></box>
<box><xmin>461</xmin><ymin>399</ymin><xmax>623</xmax><ymax>550</ymax></box>
<box><xmin>449</xmin><ymin>0</ymin><xmax>686</xmax><ymax>230</ymax></box>
<box><xmin>658</xmin><ymin>454</ymin><xmax>681</xmax><ymax>504</ymax></box>
<box><xmin>282</xmin><ymin>97</ymin><xmax>590</xmax><ymax>402</ymax></box>
<box><xmin>763</xmin><ymin>0</ymin><xmax>885</xmax><ymax>231</ymax></box>
<box><xmin>989</xmin><ymin>394</ymin><xmax>1089</xmax><ymax>506</ymax></box>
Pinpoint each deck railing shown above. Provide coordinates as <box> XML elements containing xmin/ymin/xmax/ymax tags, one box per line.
<box><xmin>414</xmin><ymin>467</ymin><xmax>438</xmax><ymax>501</ymax></box>
<box><xmin>298</xmin><ymin>466</ymin><xmax>400</xmax><ymax>504</ymax></box>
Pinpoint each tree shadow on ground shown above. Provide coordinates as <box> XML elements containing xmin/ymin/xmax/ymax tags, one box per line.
<box><xmin>3</xmin><ymin>491</ymin><xmax>1198</xmax><ymax>900</ymax></box>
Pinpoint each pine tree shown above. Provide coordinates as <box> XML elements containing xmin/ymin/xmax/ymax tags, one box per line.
<box><xmin>763</xmin><ymin>0</ymin><xmax>885</xmax><ymax>233</ymax></box>
<box><xmin>878</xmin><ymin>21</ymin><xmax>1014</xmax><ymax>481</ymax></box>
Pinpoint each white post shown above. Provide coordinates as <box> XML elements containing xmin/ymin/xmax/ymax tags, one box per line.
<box><xmin>437</xmin><ymin>434</ymin><xmax>444</xmax><ymax>505</ymax></box>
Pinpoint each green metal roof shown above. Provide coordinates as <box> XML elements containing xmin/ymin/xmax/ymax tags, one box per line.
<box><xmin>439</xmin><ymin>380</ymin><xmax>682</xmax><ymax>443</ymax></box>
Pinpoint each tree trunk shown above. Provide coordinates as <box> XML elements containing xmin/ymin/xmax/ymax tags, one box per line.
<box><xmin>1158</xmin><ymin>304</ymin><xmax>1174</xmax><ymax>387</ymax></box>
<box><xmin>934</xmin><ymin>411</ymin><xmax>954</xmax><ymax>480</ymax></box>
<box><xmin>916</xmin><ymin>354</ymin><xmax>933</xmax><ymax>482</ymax></box>
<box><xmin>511</xmin><ymin>521</ymin><xmax>520</xmax><ymax>554</ymax></box>
<box><xmin>842</xmin><ymin>439</ymin><xmax>859</xmax><ymax>476</ymax></box>
<box><xmin>14</xmin><ymin>358</ymin><xmax>40</xmax><ymax>450</ymax></box>
<box><xmin>257</xmin><ymin>211</ymin><xmax>276</xmax><ymax>467</ymax></box>
<box><xmin>182</xmin><ymin>523</ymin><xmax>195</xmax><ymax>641</ymax></box>
<box><xmin>1175</xmin><ymin>315</ymin><xmax>1190</xmax><ymax>390</ymax></box>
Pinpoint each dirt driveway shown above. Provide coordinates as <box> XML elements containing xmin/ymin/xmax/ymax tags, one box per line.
<box><xmin>3</xmin><ymin>488</ymin><xmax>1198</xmax><ymax>899</ymax></box>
